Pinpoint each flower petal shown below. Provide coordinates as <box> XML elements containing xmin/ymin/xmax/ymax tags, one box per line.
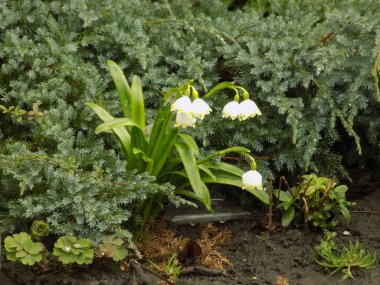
<box><xmin>239</xmin><ymin>99</ymin><xmax>261</xmax><ymax>121</ymax></box>
<box><xmin>174</xmin><ymin>112</ymin><xmax>196</xmax><ymax>128</ymax></box>
<box><xmin>171</xmin><ymin>96</ymin><xmax>193</xmax><ymax>114</ymax></box>
<box><xmin>222</xmin><ymin>101</ymin><xmax>240</xmax><ymax>120</ymax></box>
<box><xmin>242</xmin><ymin>170</ymin><xmax>263</xmax><ymax>190</ymax></box>
<box><xmin>192</xmin><ymin>98</ymin><xmax>212</xmax><ymax>119</ymax></box>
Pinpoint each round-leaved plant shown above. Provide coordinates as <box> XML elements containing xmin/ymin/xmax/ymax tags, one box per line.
<box><xmin>4</xmin><ymin>232</ymin><xmax>44</xmax><ymax>265</ymax></box>
<box><xmin>53</xmin><ymin>236</ymin><xmax>94</xmax><ymax>265</ymax></box>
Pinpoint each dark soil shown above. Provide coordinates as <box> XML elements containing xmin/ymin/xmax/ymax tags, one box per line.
<box><xmin>1</xmin><ymin>189</ymin><xmax>379</xmax><ymax>285</ymax></box>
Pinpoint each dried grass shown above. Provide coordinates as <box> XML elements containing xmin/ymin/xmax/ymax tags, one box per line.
<box><xmin>276</xmin><ymin>275</ymin><xmax>290</xmax><ymax>285</ymax></box>
<box><xmin>138</xmin><ymin>220</ymin><xmax>188</xmax><ymax>262</ymax></box>
<box><xmin>199</xmin><ymin>223</ymin><xmax>233</xmax><ymax>275</ymax></box>
<box><xmin>138</xmin><ymin>221</ymin><xmax>233</xmax><ymax>276</ymax></box>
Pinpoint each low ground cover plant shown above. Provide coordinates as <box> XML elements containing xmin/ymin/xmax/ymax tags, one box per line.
<box><xmin>53</xmin><ymin>236</ymin><xmax>94</xmax><ymax>265</ymax></box>
<box><xmin>275</xmin><ymin>174</ymin><xmax>352</xmax><ymax>228</ymax></box>
<box><xmin>3</xmin><ymin>231</ymin><xmax>131</xmax><ymax>266</ymax></box>
<box><xmin>315</xmin><ymin>231</ymin><xmax>378</xmax><ymax>280</ymax></box>
<box><xmin>4</xmin><ymin>232</ymin><xmax>44</xmax><ymax>266</ymax></box>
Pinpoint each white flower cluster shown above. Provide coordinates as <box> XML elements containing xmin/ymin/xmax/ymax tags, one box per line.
<box><xmin>222</xmin><ymin>99</ymin><xmax>261</xmax><ymax>121</ymax></box>
<box><xmin>171</xmin><ymin>96</ymin><xmax>212</xmax><ymax>128</ymax></box>
<box><xmin>171</xmin><ymin>96</ymin><xmax>261</xmax><ymax>128</ymax></box>
<box><xmin>171</xmin><ymin>94</ymin><xmax>264</xmax><ymax>192</ymax></box>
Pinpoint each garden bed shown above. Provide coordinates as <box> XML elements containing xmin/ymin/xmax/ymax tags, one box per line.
<box><xmin>1</xmin><ymin>187</ymin><xmax>378</xmax><ymax>285</ymax></box>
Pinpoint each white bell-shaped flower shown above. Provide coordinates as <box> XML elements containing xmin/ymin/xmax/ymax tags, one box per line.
<box><xmin>174</xmin><ymin>111</ymin><xmax>196</xmax><ymax>128</ymax></box>
<box><xmin>192</xmin><ymin>98</ymin><xmax>212</xmax><ymax>120</ymax></box>
<box><xmin>238</xmin><ymin>99</ymin><xmax>261</xmax><ymax>121</ymax></box>
<box><xmin>242</xmin><ymin>170</ymin><xmax>263</xmax><ymax>190</ymax></box>
<box><xmin>222</xmin><ymin>101</ymin><xmax>240</xmax><ymax>120</ymax></box>
<box><xmin>171</xmin><ymin>96</ymin><xmax>193</xmax><ymax>114</ymax></box>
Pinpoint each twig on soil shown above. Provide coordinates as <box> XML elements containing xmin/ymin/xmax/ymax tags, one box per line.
<box><xmin>351</xmin><ymin>210</ymin><xmax>380</xmax><ymax>215</ymax></box>
<box><xmin>181</xmin><ymin>265</ymin><xmax>224</xmax><ymax>276</ymax></box>
<box><xmin>129</xmin><ymin>259</ymin><xmax>175</xmax><ymax>285</ymax></box>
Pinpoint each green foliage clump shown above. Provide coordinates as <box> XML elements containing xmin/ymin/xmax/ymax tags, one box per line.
<box><xmin>0</xmin><ymin>142</ymin><xmax>178</xmax><ymax>238</ymax></box>
<box><xmin>4</xmin><ymin>232</ymin><xmax>44</xmax><ymax>265</ymax></box>
<box><xmin>95</xmin><ymin>235</ymin><xmax>129</xmax><ymax>262</ymax></box>
<box><xmin>315</xmin><ymin>231</ymin><xmax>378</xmax><ymax>280</ymax></box>
<box><xmin>88</xmin><ymin>61</ymin><xmax>268</xmax><ymax>220</ymax></box>
<box><xmin>30</xmin><ymin>221</ymin><xmax>50</xmax><ymax>240</ymax></box>
<box><xmin>1</xmin><ymin>0</ymin><xmax>379</xmax><ymax>238</ymax></box>
<box><xmin>276</xmin><ymin>174</ymin><xmax>351</xmax><ymax>228</ymax></box>
<box><xmin>149</xmin><ymin>253</ymin><xmax>182</xmax><ymax>283</ymax></box>
<box><xmin>53</xmin><ymin>236</ymin><xmax>94</xmax><ymax>265</ymax></box>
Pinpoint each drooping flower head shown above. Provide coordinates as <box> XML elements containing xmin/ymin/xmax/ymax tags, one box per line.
<box><xmin>222</xmin><ymin>101</ymin><xmax>240</xmax><ymax>120</ymax></box>
<box><xmin>239</xmin><ymin>99</ymin><xmax>261</xmax><ymax>121</ymax></box>
<box><xmin>171</xmin><ymin>96</ymin><xmax>193</xmax><ymax>114</ymax></box>
<box><xmin>174</xmin><ymin>111</ymin><xmax>196</xmax><ymax>128</ymax></box>
<box><xmin>242</xmin><ymin>170</ymin><xmax>263</xmax><ymax>190</ymax></box>
<box><xmin>192</xmin><ymin>98</ymin><xmax>212</xmax><ymax>120</ymax></box>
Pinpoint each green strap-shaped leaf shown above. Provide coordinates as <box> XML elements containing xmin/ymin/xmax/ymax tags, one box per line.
<box><xmin>198</xmin><ymin>164</ymin><xmax>216</xmax><ymax>181</ymax></box>
<box><xmin>176</xmin><ymin>189</ymin><xmax>203</xmax><ymax>203</ymax></box>
<box><xmin>133</xmin><ymin>148</ymin><xmax>153</xmax><ymax>163</ymax></box>
<box><xmin>149</xmin><ymin>128</ymin><xmax>179</xmax><ymax>176</ymax></box>
<box><xmin>200</xmin><ymin>169</ymin><xmax>242</xmax><ymax>187</ymax></box>
<box><xmin>200</xmin><ymin>161</ymin><xmax>244</xmax><ymax>176</ymax></box>
<box><xmin>175</xmin><ymin>141</ymin><xmax>211</xmax><ymax>210</ymax></box>
<box><xmin>108</xmin><ymin>60</ymin><xmax>146</xmax><ymax>132</ymax></box>
<box><xmin>86</xmin><ymin>102</ymin><xmax>133</xmax><ymax>160</ymax></box>
<box><xmin>246</xmin><ymin>188</ymin><xmax>269</xmax><ymax>204</ymax></box>
<box><xmin>107</xmin><ymin>60</ymin><xmax>133</xmax><ymax>118</ymax></box>
<box><xmin>178</xmin><ymin>133</ymin><xmax>200</xmax><ymax>157</ymax></box>
<box><xmin>131</xmin><ymin>75</ymin><xmax>146</xmax><ymax>130</ymax></box>
<box><xmin>147</xmin><ymin>104</ymin><xmax>172</xmax><ymax>152</ymax></box>
<box><xmin>95</xmin><ymin>118</ymin><xmax>143</xmax><ymax>134</ymax></box>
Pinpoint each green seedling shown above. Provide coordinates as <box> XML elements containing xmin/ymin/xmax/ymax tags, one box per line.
<box><xmin>4</xmin><ymin>232</ymin><xmax>44</xmax><ymax>265</ymax></box>
<box><xmin>315</xmin><ymin>231</ymin><xmax>377</xmax><ymax>280</ymax></box>
<box><xmin>53</xmin><ymin>236</ymin><xmax>94</xmax><ymax>265</ymax></box>
<box><xmin>95</xmin><ymin>235</ymin><xmax>128</xmax><ymax>261</ymax></box>
<box><xmin>276</xmin><ymin>174</ymin><xmax>352</xmax><ymax>228</ymax></box>
<box><xmin>149</xmin><ymin>253</ymin><xmax>182</xmax><ymax>282</ymax></box>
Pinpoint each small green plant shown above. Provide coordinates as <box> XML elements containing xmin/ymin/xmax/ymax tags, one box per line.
<box><xmin>276</xmin><ymin>174</ymin><xmax>352</xmax><ymax>228</ymax></box>
<box><xmin>95</xmin><ymin>235</ymin><xmax>129</xmax><ymax>261</ymax></box>
<box><xmin>0</xmin><ymin>104</ymin><xmax>27</xmax><ymax>122</ymax></box>
<box><xmin>149</xmin><ymin>253</ymin><xmax>182</xmax><ymax>283</ymax></box>
<box><xmin>315</xmin><ymin>231</ymin><xmax>377</xmax><ymax>280</ymax></box>
<box><xmin>30</xmin><ymin>220</ymin><xmax>49</xmax><ymax>240</ymax></box>
<box><xmin>4</xmin><ymin>232</ymin><xmax>44</xmax><ymax>265</ymax></box>
<box><xmin>53</xmin><ymin>236</ymin><xmax>94</xmax><ymax>265</ymax></box>
<box><xmin>87</xmin><ymin>60</ymin><xmax>269</xmax><ymax>223</ymax></box>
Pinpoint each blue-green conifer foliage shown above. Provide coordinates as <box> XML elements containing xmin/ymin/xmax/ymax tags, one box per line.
<box><xmin>0</xmin><ymin>0</ymin><xmax>379</xmax><ymax>236</ymax></box>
